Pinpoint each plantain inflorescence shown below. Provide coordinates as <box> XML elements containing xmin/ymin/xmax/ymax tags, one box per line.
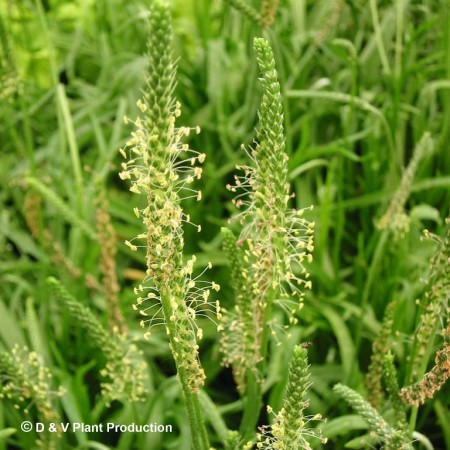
<box><xmin>221</xmin><ymin>37</ymin><xmax>315</xmax><ymax>387</ymax></box>
<box><xmin>47</xmin><ymin>277</ymin><xmax>148</xmax><ymax>405</ymax></box>
<box><xmin>254</xmin><ymin>346</ymin><xmax>327</xmax><ymax>449</ymax></box>
<box><xmin>0</xmin><ymin>346</ymin><xmax>64</xmax><ymax>450</ymax></box>
<box><xmin>118</xmin><ymin>0</ymin><xmax>220</xmax><ymax>398</ymax></box>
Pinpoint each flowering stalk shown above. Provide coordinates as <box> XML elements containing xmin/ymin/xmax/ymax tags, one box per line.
<box><xmin>382</xmin><ymin>353</ymin><xmax>410</xmax><ymax>444</ymax></box>
<box><xmin>409</xmin><ymin>220</ymin><xmax>450</xmax><ymax>379</ymax></box>
<box><xmin>400</xmin><ymin>341</ymin><xmax>450</xmax><ymax>407</ymax></box>
<box><xmin>355</xmin><ymin>133</ymin><xmax>434</xmax><ymax>374</ymax></box>
<box><xmin>377</xmin><ymin>132</ymin><xmax>433</xmax><ymax>239</ymax></box>
<box><xmin>220</xmin><ymin>227</ymin><xmax>256</xmax><ymax>394</ymax></box>
<box><xmin>0</xmin><ymin>346</ymin><xmax>64</xmax><ymax>450</ymax></box>
<box><xmin>240</xmin><ymin>36</ymin><xmax>314</xmax><ymax>359</ymax></box>
<box><xmin>333</xmin><ymin>384</ymin><xmax>408</xmax><ymax>450</ymax></box>
<box><xmin>254</xmin><ymin>346</ymin><xmax>326</xmax><ymax>449</ymax></box>
<box><xmin>24</xmin><ymin>176</ymin><xmax>97</xmax><ymax>241</ymax></box>
<box><xmin>23</xmin><ymin>189</ymin><xmax>100</xmax><ymax>291</ymax></box>
<box><xmin>95</xmin><ymin>191</ymin><xmax>127</xmax><ymax>333</ymax></box>
<box><xmin>260</xmin><ymin>0</ymin><xmax>279</xmax><ymax>29</ymax></box>
<box><xmin>223</xmin><ymin>0</ymin><xmax>263</xmax><ymax>26</ymax></box>
<box><xmin>222</xmin><ymin>37</ymin><xmax>314</xmax><ymax>440</ymax></box>
<box><xmin>404</xmin><ymin>219</ymin><xmax>450</xmax><ymax>433</ymax></box>
<box><xmin>334</xmin><ymin>383</ymin><xmax>390</xmax><ymax>437</ymax></box>
<box><xmin>365</xmin><ymin>300</ymin><xmax>396</xmax><ymax>408</ymax></box>
<box><xmin>118</xmin><ymin>2</ymin><xmax>218</xmax><ymax>448</ymax></box>
<box><xmin>47</xmin><ymin>277</ymin><xmax>147</xmax><ymax>405</ymax></box>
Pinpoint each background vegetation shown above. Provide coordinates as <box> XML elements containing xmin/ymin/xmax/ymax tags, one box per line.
<box><xmin>1</xmin><ymin>0</ymin><xmax>449</xmax><ymax>449</ymax></box>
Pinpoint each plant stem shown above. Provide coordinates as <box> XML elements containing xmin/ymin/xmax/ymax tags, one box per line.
<box><xmin>369</xmin><ymin>0</ymin><xmax>391</xmax><ymax>75</ymax></box>
<box><xmin>160</xmin><ymin>299</ymin><xmax>209</xmax><ymax>450</ymax></box>
<box><xmin>239</xmin><ymin>288</ymin><xmax>276</xmax><ymax>442</ymax></box>
<box><xmin>239</xmin><ymin>369</ymin><xmax>262</xmax><ymax>442</ymax></box>
<box><xmin>352</xmin><ymin>230</ymin><xmax>388</xmax><ymax>380</ymax></box>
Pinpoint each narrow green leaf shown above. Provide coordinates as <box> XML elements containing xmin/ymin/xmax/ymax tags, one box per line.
<box><xmin>25</xmin><ymin>297</ymin><xmax>51</xmax><ymax>363</ymax></box>
<box><xmin>0</xmin><ymin>298</ymin><xmax>26</xmax><ymax>349</ymax></box>
<box><xmin>199</xmin><ymin>390</ymin><xmax>229</xmax><ymax>443</ymax></box>
<box><xmin>320</xmin><ymin>305</ymin><xmax>355</xmax><ymax>380</ymax></box>
<box><xmin>0</xmin><ymin>428</ymin><xmax>16</xmax><ymax>440</ymax></box>
<box><xmin>319</xmin><ymin>414</ymin><xmax>368</xmax><ymax>439</ymax></box>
